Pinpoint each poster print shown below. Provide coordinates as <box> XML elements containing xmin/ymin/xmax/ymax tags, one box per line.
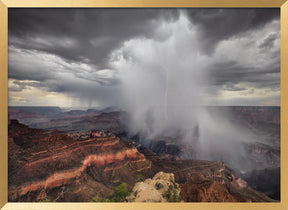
<box><xmin>8</xmin><ymin>8</ymin><xmax>280</xmax><ymax>202</ymax></box>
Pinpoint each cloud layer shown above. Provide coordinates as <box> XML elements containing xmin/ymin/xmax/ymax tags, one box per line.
<box><xmin>8</xmin><ymin>8</ymin><xmax>280</xmax><ymax>107</ymax></box>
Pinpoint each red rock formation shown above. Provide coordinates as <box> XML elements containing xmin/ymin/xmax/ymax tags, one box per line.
<box><xmin>8</xmin><ymin>121</ymin><xmax>150</xmax><ymax>201</ymax></box>
<box><xmin>139</xmin><ymin>146</ymin><xmax>275</xmax><ymax>202</ymax></box>
<box><xmin>8</xmin><ymin>120</ymin><xmax>276</xmax><ymax>202</ymax></box>
<box><xmin>180</xmin><ymin>172</ymin><xmax>248</xmax><ymax>202</ymax></box>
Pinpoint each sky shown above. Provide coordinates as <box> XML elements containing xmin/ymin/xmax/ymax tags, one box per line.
<box><xmin>8</xmin><ymin>8</ymin><xmax>280</xmax><ymax>107</ymax></box>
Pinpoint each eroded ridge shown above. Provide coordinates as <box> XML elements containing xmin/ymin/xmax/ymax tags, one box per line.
<box><xmin>8</xmin><ymin>122</ymin><xmax>148</xmax><ymax>200</ymax></box>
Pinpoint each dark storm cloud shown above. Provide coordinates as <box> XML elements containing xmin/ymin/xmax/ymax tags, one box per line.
<box><xmin>8</xmin><ymin>8</ymin><xmax>280</xmax><ymax>106</ymax></box>
<box><xmin>190</xmin><ymin>8</ymin><xmax>280</xmax><ymax>95</ymax></box>
<box><xmin>8</xmin><ymin>44</ymin><xmax>120</xmax><ymax>88</ymax></box>
<box><xmin>9</xmin><ymin>8</ymin><xmax>180</xmax><ymax>68</ymax></box>
<box><xmin>9</xmin><ymin>65</ymin><xmax>53</xmax><ymax>82</ymax></box>
<box><xmin>184</xmin><ymin>8</ymin><xmax>280</xmax><ymax>54</ymax></box>
<box><xmin>223</xmin><ymin>83</ymin><xmax>247</xmax><ymax>92</ymax></box>
<box><xmin>259</xmin><ymin>33</ymin><xmax>278</xmax><ymax>49</ymax></box>
<box><xmin>208</xmin><ymin>59</ymin><xmax>280</xmax><ymax>92</ymax></box>
<box><xmin>9</xmin><ymin>80</ymin><xmax>49</xmax><ymax>92</ymax></box>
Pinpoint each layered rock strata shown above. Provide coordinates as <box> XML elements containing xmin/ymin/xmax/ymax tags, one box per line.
<box><xmin>8</xmin><ymin>120</ymin><xmax>150</xmax><ymax>201</ymax></box>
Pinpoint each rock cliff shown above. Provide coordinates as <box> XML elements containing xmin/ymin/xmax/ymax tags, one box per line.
<box><xmin>8</xmin><ymin>120</ymin><xmax>150</xmax><ymax>201</ymax></box>
<box><xmin>8</xmin><ymin>120</ymin><xmax>276</xmax><ymax>202</ymax></box>
<box><xmin>127</xmin><ymin>172</ymin><xmax>181</xmax><ymax>202</ymax></box>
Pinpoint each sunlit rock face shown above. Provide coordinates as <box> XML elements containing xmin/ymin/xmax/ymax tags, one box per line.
<box><xmin>8</xmin><ymin>120</ymin><xmax>150</xmax><ymax>201</ymax></box>
<box><xmin>127</xmin><ymin>172</ymin><xmax>181</xmax><ymax>202</ymax></box>
<box><xmin>8</xmin><ymin>118</ymin><xmax>277</xmax><ymax>202</ymax></box>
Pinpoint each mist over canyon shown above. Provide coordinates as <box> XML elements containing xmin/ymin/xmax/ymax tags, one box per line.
<box><xmin>8</xmin><ymin>8</ymin><xmax>280</xmax><ymax>202</ymax></box>
<box><xmin>108</xmin><ymin>13</ymin><xmax>279</xmax><ymax>174</ymax></box>
<box><xmin>8</xmin><ymin>105</ymin><xmax>280</xmax><ymax>201</ymax></box>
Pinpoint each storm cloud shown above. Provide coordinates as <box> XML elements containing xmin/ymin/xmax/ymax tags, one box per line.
<box><xmin>184</xmin><ymin>8</ymin><xmax>279</xmax><ymax>54</ymax></box>
<box><xmin>9</xmin><ymin>9</ymin><xmax>180</xmax><ymax>68</ymax></box>
<box><xmin>8</xmin><ymin>8</ymin><xmax>280</xmax><ymax>107</ymax></box>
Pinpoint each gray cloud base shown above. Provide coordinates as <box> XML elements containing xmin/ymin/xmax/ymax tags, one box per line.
<box><xmin>8</xmin><ymin>8</ymin><xmax>280</xmax><ymax>107</ymax></box>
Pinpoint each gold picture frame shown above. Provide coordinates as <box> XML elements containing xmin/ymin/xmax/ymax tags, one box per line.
<box><xmin>0</xmin><ymin>0</ymin><xmax>287</xmax><ymax>209</ymax></box>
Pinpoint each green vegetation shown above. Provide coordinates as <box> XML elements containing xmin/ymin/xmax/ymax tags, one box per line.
<box><xmin>93</xmin><ymin>197</ymin><xmax>114</xmax><ymax>202</ymax></box>
<box><xmin>112</xmin><ymin>182</ymin><xmax>130</xmax><ymax>202</ymax></box>
<box><xmin>135</xmin><ymin>174</ymin><xmax>144</xmax><ymax>182</ymax></box>
<box><xmin>155</xmin><ymin>182</ymin><xmax>164</xmax><ymax>190</ymax></box>
<box><xmin>93</xmin><ymin>182</ymin><xmax>131</xmax><ymax>202</ymax></box>
<box><xmin>164</xmin><ymin>185</ymin><xmax>181</xmax><ymax>202</ymax></box>
<box><xmin>39</xmin><ymin>198</ymin><xmax>51</xmax><ymax>202</ymax></box>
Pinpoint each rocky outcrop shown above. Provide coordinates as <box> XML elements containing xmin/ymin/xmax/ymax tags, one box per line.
<box><xmin>16</xmin><ymin>148</ymin><xmax>145</xmax><ymax>196</ymax></box>
<box><xmin>180</xmin><ymin>172</ymin><xmax>248</xmax><ymax>202</ymax></box>
<box><xmin>176</xmin><ymin>163</ymin><xmax>274</xmax><ymax>202</ymax></box>
<box><xmin>127</xmin><ymin>172</ymin><xmax>181</xmax><ymax>202</ymax></box>
<box><xmin>8</xmin><ymin>119</ymin><xmax>277</xmax><ymax>202</ymax></box>
<box><xmin>244</xmin><ymin>142</ymin><xmax>280</xmax><ymax>170</ymax></box>
<box><xmin>8</xmin><ymin>120</ymin><xmax>150</xmax><ymax>201</ymax></box>
<box><xmin>138</xmin><ymin>146</ymin><xmax>275</xmax><ymax>202</ymax></box>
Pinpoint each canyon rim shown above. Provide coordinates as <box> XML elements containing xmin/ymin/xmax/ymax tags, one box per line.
<box><xmin>7</xmin><ymin>8</ymin><xmax>280</xmax><ymax>202</ymax></box>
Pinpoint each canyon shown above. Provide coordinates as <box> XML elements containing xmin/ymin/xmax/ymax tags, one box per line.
<box><xmin>8</xmin><ymin>106</ymin><xmax>280</xmax><ymax>202</ymax></box>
